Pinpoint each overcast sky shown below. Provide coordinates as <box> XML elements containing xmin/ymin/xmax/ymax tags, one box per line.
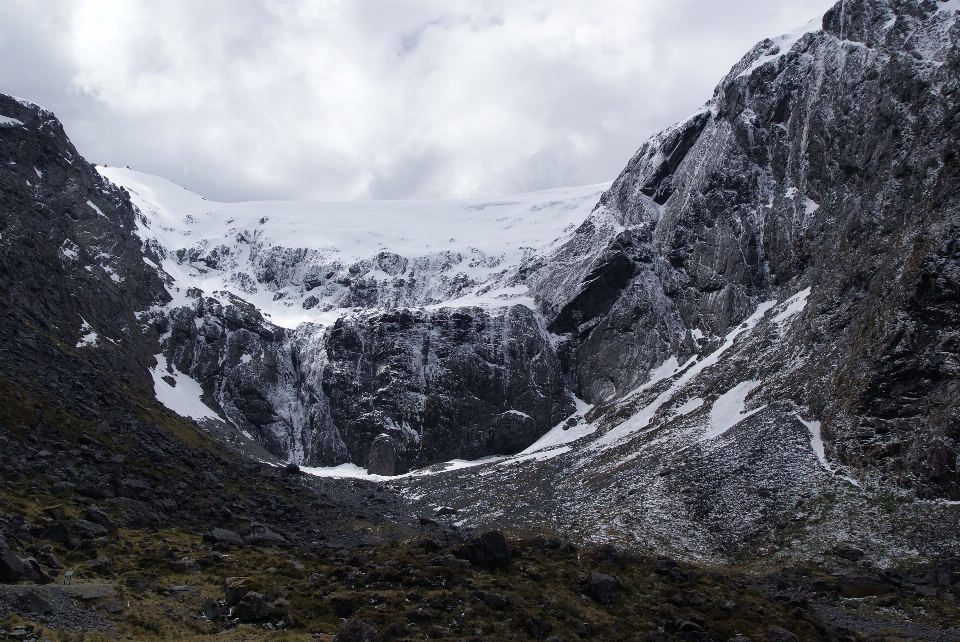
<box><xmin>0</xmin><ymin>0</ymin><xmax>836</xmax><ymax>202</ymax></box>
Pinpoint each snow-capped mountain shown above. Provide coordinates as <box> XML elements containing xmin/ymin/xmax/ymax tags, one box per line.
<box><xmin>3</xmin><ymin>0</ymin><xmax>958</xmax><ymax>562</ymax></box>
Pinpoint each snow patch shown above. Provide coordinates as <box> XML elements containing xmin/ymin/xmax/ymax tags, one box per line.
<box><xmin>241</xmin><ymin>354</ymin><xmax>252</xmax><ymax>364</ymax></box>
<box><xmin>150</xmin><ymin>353</ymin><xmax>221</xmax><ymax>421</ymax></box>
<box><xmin>61</xmin><ymin>241</ymin><xmax>79</xmax><ymax>260</ymax></box>
<box><xmin>87</xmin><ymin>200</ymin><xmax>106</xmax><ymax>218</ymax></box>
<box><xmin>673</xmin><ymin>397</ymin><xmax>704</xmax><ymax>418</ymax></box>
<box><xmin>76</xmin><ymin>318</ymin><xmax>98</xmax><ymax>348</ymax></box>
<box><xmin>520</xmin><ymin>396</ymin><xmax>596</xmax><ymax>454</ymax></box>
<box><xmin>796</xmin><ymin>413</ymin><xmax>860</xmax><ymax>487</ymax></box>
<box><xmin>0</xmin><ymin>115</ymin><xmax>23</xmax><ymax>127</ymax></box>
<box><xmin>702</xmin><ymin>381</ymin><xmax>764</xmax><ymax>441</ymax></box>
<box><xmin>771</xmin><ymin>287</ymin><xmax>811</xmax><ymax>324</ymax></box>
<box><xmin>938</xmin><ymin>0</ymin><xmax>960</xmax><ymax>14</ymax></box>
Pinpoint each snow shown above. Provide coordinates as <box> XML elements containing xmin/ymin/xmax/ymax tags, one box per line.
<box><xmin>0</xmin><ymin>115</ymin><xmax>23</xmax><ymax>127</ymax></box>
<box><xmin>938</xmin><ymin>0</ymin><xmax>960</xmax><ymax>14</ymax></box>
<box><xmin>739</xmin><ymin>18</ymin><xmax>822</xmax><ymax>78</ymax></box>
<box><xmin>301</xmin><ymin>455</ymin><xmax>506</xmax><ymax>481</ymax></box>
<box><xmin>622</xmin><ymin>356</ymin><xmax>681</xmax><ymax>399</ymax></box>
<box><xmin>34</xmin><ymin>167</ymin><xmax>42</xmax><ymax>179</ymax></box>
<box><xmin>520</xmin><ymin>396</ymin><xmax>595</xmax><ymax>455</ymax></box>
<box><xmin>796</xmin><ymin>413</ymin><xmax>860</xmax><ymax>487</ymax></box>
<box><xmin>86</xmin><ymin>200</ymin><xmax>106</xmax><ymax>218</ymax></box>
<box><xmin>672</xmin><ymin>397</ymin><xmax>704</xmax><ymax>418</ymax></box>
<box><xmin>593</xmin><ymin>299</ymin><xmax>778</xmax><ymax>449</ymax></box>
<box><xmin>61</xmin><ymin>241</ymin><xmax>79</xmax><ymax>260</ymax></box>
<box><xmin>150</xmin><ymin>353</ymin><xmax>221</xmax><ymax>421</ymax></box>
<box><xmin>241</xmin><ymin>354</ymin><xmax>252</xmax><ymax>364</ymax></box>
<box><xmin>804</xmin><ymin>198</ymin><xmax>820</xmax><ymax>215</ymax></box>
<box><xmin>701</xmin><ymin>380</ymin><xmax>764</xmax><ymax>442</ymax></box>
<box><xmin>76</xmin><ymin>318</ymin><xmax>98</xmax><ymax>348</ymax></box>
<box><xmin>771</xmin><ymin>287</ymin><xmax>811</xmax><ymax>324</ymax></box>
<box><xmin>97</xmin><ymin>166</ymin><xmax>609</xmax><ymax>328</ymax></box>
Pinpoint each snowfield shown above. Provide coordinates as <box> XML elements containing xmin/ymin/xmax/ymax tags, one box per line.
<box><xmin>98</xmin><ymin>166</ymin><xmax>609</xmax><ymax>327</ymax></box>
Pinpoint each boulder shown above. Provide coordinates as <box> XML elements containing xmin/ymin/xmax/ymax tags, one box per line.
<box><xmin>586</xmin><ymin>572</ymin><xmax>618</xmax><ymax>605</ymax></box>
<box><xmin>366</xmin><ymin>434</ymin><xmax>397</xmax><ymax>476</ymax></box>
<box><xmin>430</xmin><ymin>554</ymin><xmax>471</xmax><ymax>570</ymax></box>
<box><xmin>203</xmin><ymin>528</ymin><xmax>244</xmax><ymax>548</ymax></box>
<box><xmin>224</xmin><ymin>576</ymin><xmax>258</xmax><ymax>606</ymax></box>
<box><xmin>334</xmin><ymin>619</ymin><xmax>383</xmax><ymax>642</ymax></box>
<box><xmin>70</xmin><ymin>519</ymin><xmax>108</xmax><ymax>539</ymax></box>
<box><xmin>840</xmin><ymin>578</ymin><xmax>889</xmax><ymax>598</ymax></box>
<box><xmin>202</xmin><ymin>597</ymin><xmax>222</xmax><ymax>620</ymax></box>
<box><xmin>0</xmin><ymin>540</ymin><xmax>27</xmax><ymax>582</ymax></box>
<box><xmin>84</xmin><ymin>507</ymin><xmax>119</xmax><ymax>533</ymax></box>
<box><xmin>22</xmin><ymin>591</ymin><xmax>53</xmax><ymax>614</ymax></box>
<box><xmin>452</xmin><ymin>530</ymin><xmax>511</xmax><ymax>569</ymax></box>
<box><xmin>234</xmin><ymin>591</ymin><xmax>270</xmax><ymax>621</ymax></box>
<box><xmin>244</xmin><ymin>525</ymin><xmax>289</xmax><ymax>548</ymax></box>
<box><xmin>767</xmin><ymin>626</ymin><xmax>799</xmax><ymax>642</ymax></box>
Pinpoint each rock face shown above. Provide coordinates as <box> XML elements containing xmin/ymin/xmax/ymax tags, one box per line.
<box><xmin>516</xmin><ymin>0</ymin><xmax>960</xmax><ymax>499</ymax></box>
<box><xmin>366</xmin><ymin>434</ymin><xmax>397</xmax><ymax>476</ymax></box>
<box><xmin>322</xmin><ymin>306</ymin><xmax>572</xmax><ymax>473</ymax></box>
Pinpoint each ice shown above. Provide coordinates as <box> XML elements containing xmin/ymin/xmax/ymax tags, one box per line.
<box><xmin>61</xmin><ymin>241</ymin><xmax>79</xmax><ymax>260</ymax></box>
<box><xmin>701</xmin><ymin>380</ymin><xmax>764</xmax><ymax>442</ymax></box>
<box><xmin>0</xmin><ymin>115</ymin><xmax>22</xmax><ymax>127</ymax></box>
<box><xmin>150</xmin><ymin>353</ymin><xmax>221</xmax><ymax>421</ymax></box>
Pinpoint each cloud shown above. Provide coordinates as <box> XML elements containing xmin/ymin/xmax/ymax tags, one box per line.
<box><xmin>0</xmin><ymin>0</ymin><xmax>837</xmax><ymax>201</ymax></box>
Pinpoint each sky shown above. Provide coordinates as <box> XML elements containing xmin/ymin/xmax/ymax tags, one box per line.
<box><xmin>0</xmin><ymin>0</ymin><xmax>836</xmax><ymax>202</ymax></box>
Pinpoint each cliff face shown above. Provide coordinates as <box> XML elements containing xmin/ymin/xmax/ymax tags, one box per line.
<box><xmin>517</xmin><ymin>0</ymin><xmax>960</xmax><ymax>500</ymax></box>
<box><xmin>0</xmin><ymin>94</ymin><xmax>167</xmax><ymax>393</ymax></box>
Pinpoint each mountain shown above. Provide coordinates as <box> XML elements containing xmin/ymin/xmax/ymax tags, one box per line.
<box><xmin>4</xmin><ymin>0</ymin><xmax>960</xmax><ymax>570</ymax></box>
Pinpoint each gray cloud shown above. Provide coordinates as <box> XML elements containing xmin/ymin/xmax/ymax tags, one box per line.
<box><xmin>0</xmin><ymin>0</ymin><xmax>836</xmax><ymax>201</ymax></box>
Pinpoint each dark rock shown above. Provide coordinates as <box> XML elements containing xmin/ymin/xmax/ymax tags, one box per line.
<box><xmin>334</xmin><ymin>619</ymin><xmax>383</xmax><ymax>642</ymax></box>
<box><xmin>70</xmin><ymin>519</ymin><xmax>107</xmax><ymax>539</ymax></box>
<box><xmin>586</xmin><ymin>572</ymin><xmax>618</xmax><ymax>605</ymax></box>
<box><xmin>525</xmin><ymin>615</ymin><xmax>553</xmax><ymax>640</ymax></box>
<box><xmin>22</xmin><ymin>591</ymin><xmax>52</xmax><ymax>614</ymax></box>
<box><xmin>430</xmin><ymin>554</ymin><xmax>471</xmax><ymax>570</ymax></box>
<box><xmin>452</xmin><ymin>530</ymin><xmax>511</xmax><ymax>569</ymax></box>
<box><xmin>83</xmin><ymin>507</ymin><xmax>119</xmax><ymax>533</ymax></box>
<box><xmin>224</xmin><ymin>576</ymin><xmax>257</xmax><ymax>606</ymax></box>
<box><xmin>573</xmin><ymin>622</ymin><xmax>595</xmax><ymax>638</ymax></box>
<box><xmin>234</xmin><ymin>591</ymin><xmax>270</xmax><ymax>621</ymax></box>
<box><xmin>366</xmin><ymin>434</ymin><xmax>397</xmax><ymax>476</ymax></box>
<box><xmin>481</xmin><ymin>593</ymin><xmax>508</xmax><ymax>611</ymax></box>
<box><xmin>244</xmin><ymin>525</ymin><xmax>289</xmax><ymax>547</ymax></box>
<box><xmin>203</xmin><ymin>528</ymin><xmax>244</xmax><ymax>547</ymax></box>
<box><xmin>840</xmin><ymin>578</ymin><xmax>889</xmax><ymax>598</ymax></box>
<box><xmin>125</xmin><ymin>578</ymin><xmax>151</xmax><ymax>590</ymax></box>
<box><xmin>329</xmin><ymin>596</ymin><xmax>355</xmax><ymax>618</ymax></box>
<box><xmin>767</xmin><ymin>626</ymin><xmax>799</xmax><ymax>642</ymax></box>
<box><xmin>831</xmin><ymin>546</ymin><xmax>864</xmax><ymax>562</ymax></box>
<box><xmin>0</xmin><ymin>540</ymin><xmax>26</xmax><ymax>583</ymax></box>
